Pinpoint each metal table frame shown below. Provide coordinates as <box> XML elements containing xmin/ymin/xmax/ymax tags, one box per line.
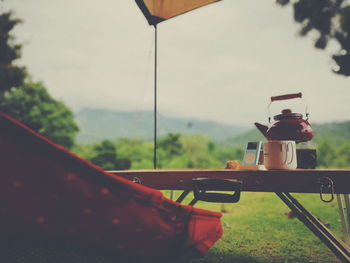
<box><xmin>112</xmin><ymin>169</ymin><xmax>350</xmax><ymax>263</ymax></box>
<box><xmin>338</xmin><ymin>195</ymin><xmax>350</xmax><ymax>245</ymax></box>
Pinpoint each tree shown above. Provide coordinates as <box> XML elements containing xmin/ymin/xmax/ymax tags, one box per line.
<box><xmin>90</xmin><ymin>140</ymin><xmax>131</xmax><ymax>170</ymax></box>
<box><xmin>158</xmin><ymin>133</ymin><xmax>183</xmax><ymax>157</ymax></box>
<box><xmin>277</xmin><ymin>0</ymin><xmax>350</xmax><ymax>77</ymax></box>
<box><xmin>315</xmin><ymin>137</ymin><xmax>350</xmax><ymax>168</ymax></box>
<box><xmin>180</xmin><ymin>135</ymin><xmax>222</xmax><ymax>168</ymax></box>
<box><xmin>0</xmin><ymin>82</ymin><xmax>79</xmax><ymax>149</ymax></box>
<box><xmin>0</xmin><ymin>11</ymin><xmax>79</xmax><ymax>149</ymax></box>
<box><xmin>115</xmin><ymin>138</ymin><xmax>154</xmax><ymax>169</ymax></box>
<box><xmin>0</xmin><ymin>12</ymin><xmax>27</xmax><ymax>97</ymax></box>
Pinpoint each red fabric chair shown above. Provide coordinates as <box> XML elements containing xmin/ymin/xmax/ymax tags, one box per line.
<box><xmin>0</xmin><ymin>112</ymin><xmax>223</xmax><ymax>262</ymax></box>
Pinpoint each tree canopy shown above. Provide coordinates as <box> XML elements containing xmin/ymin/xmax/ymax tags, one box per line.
<box><xmin>81</xmin><ymin>139</ymin><xmax>131</xmax><ymax>170</ymax></box>
<box><xmin>0</xmin><ymin>12</ymin><xmax>27</xmax><ymax>97</ymax></box>
<box><xmin>277</xmin><ymin>0</ymin><xmax>350</xmax><ymax>77</ymax></box>
<box><xmin>0</xmin><ymin>82</ymin><xmax>79</xmax><ymax>149</ymax></box>
<box><xmin>0</xmin><ymin>11</ymin><xmax>79</xmax><ymax>149</ymax></box>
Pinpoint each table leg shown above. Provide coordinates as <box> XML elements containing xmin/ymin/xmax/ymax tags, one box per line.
<box><xmin>337</xmin><ymin>194</ymin><xmax>350</xmax><ymax>246</ymax></box>
<box><xmin>344</xmin><ymin>195</ymin><xmax>350</xmax><ymax>241</ymax></box>
<box><xmin>276</xmin><ymin>192</ymin><xmax>350</xmax><ymax>263</ymax></box>
<box><xmin>176</xmin><ymin>190</ymin><xmax>191</xmax><ymax>203</ymax></box>
<box><xmin>175</xmin><ymin>190</ymin><xmax>199</xmax><ymax>206</ymax></box>
<box><xmin>169</xmin><ymin>190</ymin><xmax>175</xmax><ymax>200</ymax></box>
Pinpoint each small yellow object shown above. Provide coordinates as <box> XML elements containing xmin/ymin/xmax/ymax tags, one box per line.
<box><xmin>225</xmin><ymin>160</ymin><xmax>240</xmax><ymax>169</ymax></box>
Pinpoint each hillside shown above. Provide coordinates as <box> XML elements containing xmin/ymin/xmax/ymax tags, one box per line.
<box><xmin>75</xmin><ymin>108</ymin><xmax>248</xmax><ymax>144</ymax></box>
<box><xmin>313</xmin><ymin>121</ymin><xmax>350</xmax><ymax>141</ymax></box>
<box><xmin>75</xmin><ymin>108</ymin><xmax>350</xmax><ymax>145</ymax></box>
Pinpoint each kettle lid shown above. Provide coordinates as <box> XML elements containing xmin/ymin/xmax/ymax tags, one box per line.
<box><xmin>274</xmin><ymin>109</ymin><xmax>303</xmax><ymax>121</ymax></box>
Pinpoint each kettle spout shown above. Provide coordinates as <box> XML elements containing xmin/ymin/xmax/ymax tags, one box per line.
<box><xmin>254</xmin><ymin>122</ymin><xmax>268</xmax><ymax>138</ymax></box>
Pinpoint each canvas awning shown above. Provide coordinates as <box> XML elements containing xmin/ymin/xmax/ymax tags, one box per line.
<box><xmin>135</xmin><ymin>0</ymin><xmax>221</xmax><ymax>25</ymax></box>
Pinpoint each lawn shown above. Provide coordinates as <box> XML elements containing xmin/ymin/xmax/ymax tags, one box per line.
<box><xmin>168</xmin><ymin>191</ymin><xmax>345</xmax><ymax>263</ymax></box>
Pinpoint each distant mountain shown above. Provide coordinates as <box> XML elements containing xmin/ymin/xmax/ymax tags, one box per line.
<box><xmin>313</xmin><ymin>121</ymin><xmax>350</xmax><ymax>141</ymax></box>
<box><xmin>75</xmin><ymin>108</ymin><xmax>350</xmax><ymax>145</ymax></box>
<box><xmin>75</xmin><ymin>108</ymin><xmax>248</xmax><ymax>144</ymax></box>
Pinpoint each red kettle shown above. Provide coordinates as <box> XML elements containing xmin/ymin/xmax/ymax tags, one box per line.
<box><xmin>254</xmin><ymin>92</ymin><xmax>314</xmax><ymax>143</ymax></box>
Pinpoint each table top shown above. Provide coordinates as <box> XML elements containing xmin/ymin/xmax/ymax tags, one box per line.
<box><xmin>110</xmin><ymin>169</ymin><xmax>350</xmax><ymax>194</ymax></box>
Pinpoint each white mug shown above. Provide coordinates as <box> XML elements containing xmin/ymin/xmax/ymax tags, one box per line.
<box><xmin>263</xmin><ymin>140</ymin><xmax>297</xmax><ymax>170</ymax></box>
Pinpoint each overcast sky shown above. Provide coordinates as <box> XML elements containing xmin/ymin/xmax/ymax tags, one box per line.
<box><xmin>1</xmin><ymin>0</ymin><xmax>349</xmax><ymax>127</ymax></box>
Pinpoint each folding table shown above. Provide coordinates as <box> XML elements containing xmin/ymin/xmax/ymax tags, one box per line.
<box><xmin>113</xmin><ymin>169</ymin><xmax>350</xmax><ymax>263</ymax></box>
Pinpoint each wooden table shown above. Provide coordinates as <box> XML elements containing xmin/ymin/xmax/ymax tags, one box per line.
<box><xmin>111</xmin><ymin>169</ymin><xmax>350</xmax><ymax>263</ymax></box>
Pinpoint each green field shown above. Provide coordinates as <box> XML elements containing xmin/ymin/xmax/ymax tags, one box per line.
<box><xmin>168</xmin><ymin>191</ymin><xmax>345</xmax><ymax>263</ymax></box>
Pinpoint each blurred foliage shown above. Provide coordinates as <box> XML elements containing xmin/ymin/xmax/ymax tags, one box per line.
<box><xmin>158</xmin><ymin>133</ymin><xmax>183</xmax><ymax>158</ymax></box>
<box><xmin>316</xmin><ymin>138</ymin><xmax>350</xmax><ymax>168</ymax></box>
<box><xmin>0</xmin><ymin>12</ymin><xmax>27</xmax><ymax>96</ymax></box>
<box><xmin>73</xmin><ymin>130</ymin><xmax>350</xmax><ymax>170</ymax></box>
<box><xmin>89</xmin><ymin>140</ymin><xmax>131</xmax><ymax>170</ymax></box>
<box><xmin>0</xmin><ymin>82</ymin><xmax>79</xmax><ymax>149</ymax></box>
<box><xmin>277</xmin><ymin>0</ymin><xmax>350</xmax><ymax>76</ymax></box>
<box><xmin>0</xmin><ymin>11</ymin><xmax>79</xmax><ymax>149</ymax></box>
<box><xmin>73</xmin><ymin>134</ymin><xmax>245</xmax><ymax>170</ymax></box>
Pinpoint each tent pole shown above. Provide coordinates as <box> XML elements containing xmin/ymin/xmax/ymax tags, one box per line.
<box><xmin>154</xmin><ymin>24</ymin><xmax>174</xmax><ymax>200</ymax></box>
<box><xmin>154</xmin><ymin>24</ymin><xmax>157</xmax><ymax>170</ymax></box>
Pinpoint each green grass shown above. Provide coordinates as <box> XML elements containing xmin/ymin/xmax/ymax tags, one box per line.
<box><xmin>166</xmin><ymin>191</ymin><xmax>345</xmax><ymax>263</ymax></box>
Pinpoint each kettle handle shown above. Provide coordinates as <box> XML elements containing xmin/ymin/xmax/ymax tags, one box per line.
<box><xmin>268</xmin><ymin>92</ymin><xmax>309</xmax><ymax>122</ymax></box>
<box><xmin>271</xmin><ymin>92</ymin><xmax>302</xmax><ymax>102</ymax></box>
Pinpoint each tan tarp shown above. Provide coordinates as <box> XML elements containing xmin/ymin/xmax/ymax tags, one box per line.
<box><xmin>143</xmin><ymin>0</ymin><xmax>221</xmax><ymax>19</ymax></box>
<box><xmin>136</xmin><ymin>0</ymin><xmax>221</xmax><ymax>25</ymax></box>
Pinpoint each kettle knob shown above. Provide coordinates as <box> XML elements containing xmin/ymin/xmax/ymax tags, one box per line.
<box><xmin>282</xmin><ymin>109</ymin><xmax>292</xmax><ymax>114</ymax></box>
